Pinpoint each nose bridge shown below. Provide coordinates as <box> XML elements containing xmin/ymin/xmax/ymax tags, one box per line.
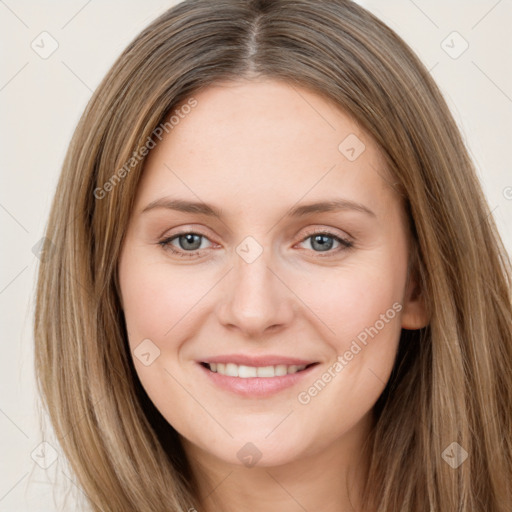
<box><xmin>217</xmin><ymin>235</ymin><xmax>293</xmax><ymax>336</ymax></box>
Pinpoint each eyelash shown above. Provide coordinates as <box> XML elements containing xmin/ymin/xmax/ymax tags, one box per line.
<box><xmin>158</xmin><ymin>228</ymin><xmax>354</xmax><ymax>259</ymax></box>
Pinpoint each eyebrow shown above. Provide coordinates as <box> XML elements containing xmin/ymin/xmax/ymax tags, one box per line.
<box><xmin>141</xmin><ymin>197</ymin><xmax>376</xmax><ymax>218</ymax></box>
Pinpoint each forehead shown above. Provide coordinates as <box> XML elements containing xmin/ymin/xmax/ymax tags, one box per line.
<box><xmin>135</xmin><ymin>79</ymin><xmax>396</xmax><ymax>219</ymax></box>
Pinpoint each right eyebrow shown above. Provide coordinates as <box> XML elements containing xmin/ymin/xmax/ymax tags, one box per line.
<box><xmin>142</xmin><ymin>197</ymin><xmax>224</xmax><ymax>218</ymax></box>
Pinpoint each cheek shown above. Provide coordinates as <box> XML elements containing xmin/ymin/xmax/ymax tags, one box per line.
<box><xmin>119</xmin><ymin>254</ymin><xmax>210</xmax><ymax>344</ymax></box>
<box><xmin>292</xmin><ymin>250</ymin><xmax>406</xmax><ymax>402</ymax></box>
<box><xmin>291</xmin><ymin>272</ymin><xmax>403</xmax><ymax>444</ymax></box>
<box><xmin>294</xmin><ymin>257</ymin><xmax>405</xmax><ymax>352</ymax></box>
<box><xmin>118</xmin><ymin>253</ymin><xmax>211</xmax><ymax>428</ymax></box>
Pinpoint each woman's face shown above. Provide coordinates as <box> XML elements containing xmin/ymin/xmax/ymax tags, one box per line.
<box><xmin>118</xmin><ymin>79</ymin><xmax>426</xmax><ymax>469</ymax></box>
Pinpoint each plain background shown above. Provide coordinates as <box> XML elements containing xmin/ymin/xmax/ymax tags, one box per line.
<box><xmin>1</xmin><ymin>1</ymin><xmax>511</xmax><ymax>510</ymax></box>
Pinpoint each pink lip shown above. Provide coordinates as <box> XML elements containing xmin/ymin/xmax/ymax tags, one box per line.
<box><xmin>197</xmin><ymin>360</ymin><xmax>320</xmax><ymax>398</ymax></box>
<box><xmin>199</xmin><ymin>354</ymin><xmax>317</xmax><ymax>367</ymax></box>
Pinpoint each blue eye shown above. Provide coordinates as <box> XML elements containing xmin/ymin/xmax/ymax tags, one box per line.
<box><xmin>299</xmin><ymin>231</ymin><xmax>353</xmax><ymax>255</ymax></box>
<box><xmin>158</xmin><ymin>229</ymin><xmax>353</xmax><ymax>258</ymax></box>
<box><xmin>158</xmin><ymin>232</ymin><xmax>210</xmax><ymax>257</ymax></box>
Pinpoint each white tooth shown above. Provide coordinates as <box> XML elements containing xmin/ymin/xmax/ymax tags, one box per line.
<box><xmin>274</xmin><ymin>365</ymin><xmax>288</xmax><ymax>376</ymax></box>
<box><xmin>238</xmin><ymin>365</ymin><xmax>258</xmax><ymax>378</ymax></box>
<box><xmin>225</xmin><ymin>363</ymin><xmax>239</xmax><ymax>377</ymax></box>
<box><xmin>212</xmin><ymin>362</ymin><xmax>309</xmax><ymax>378</ymax></box>
<box><xmin>256</xmin><ymin>366</ymin><xmax>275</xmax><ymax>378</ymax></box>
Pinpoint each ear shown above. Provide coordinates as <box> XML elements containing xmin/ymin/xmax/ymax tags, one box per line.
<box><xmin>401</xmin><ymin>269</ymin><xmax>429</xmax><ymax>330</ymax></box>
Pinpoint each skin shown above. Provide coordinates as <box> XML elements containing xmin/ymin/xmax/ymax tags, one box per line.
<box><xmin>118</xmin><ymin>78</ymin><xmax>428</xmax><ymax>512</ymax></box>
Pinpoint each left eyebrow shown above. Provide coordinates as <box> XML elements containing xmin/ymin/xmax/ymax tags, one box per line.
<box><xmin>141</xmin><ymin>197</ymin><xmax>376</xmax><ymax>219</ymax></box>
<box><xmin>288</xmin><ymin>199</ymin><xmax>376</xmax><ymax>218</ymax></box>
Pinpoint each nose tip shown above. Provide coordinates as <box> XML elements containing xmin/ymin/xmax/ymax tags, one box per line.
<box><xmin>215</xmin><ymin>251</ymin><xmax>294</xmax><ymax>338</ymax></box>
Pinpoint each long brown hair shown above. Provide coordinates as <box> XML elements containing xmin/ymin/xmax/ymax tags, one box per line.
<box><xmin>34</xmin><ymin>0</ymin><xmax>512</xmax><ymax>510</ymax></box>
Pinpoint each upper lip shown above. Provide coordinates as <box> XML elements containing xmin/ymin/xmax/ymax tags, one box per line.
<box><xmin>199</xmin><ymin>354</ymin><xmax>318</xmax><ymax>367</ymax></box>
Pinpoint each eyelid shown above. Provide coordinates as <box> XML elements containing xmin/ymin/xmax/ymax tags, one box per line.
<box><xmin>299</xmin><ymin>226</ymin><xmax>353</xmax><ymax>242</ymax></box>
<box><xmin>157</xmin><ymin>224</ymin><xmax>212</xmax><ymax>240</ymax></box>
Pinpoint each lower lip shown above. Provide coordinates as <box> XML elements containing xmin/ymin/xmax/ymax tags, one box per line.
<box><xmin>197</xmin><ymin>363</ymin><xmax>318</xmax><ymax>398</ymax></box>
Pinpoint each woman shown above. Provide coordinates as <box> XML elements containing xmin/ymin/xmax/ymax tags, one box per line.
<box><xmin>34</xmin><ymin>0</ymin><xmax>512</xmax><ymax>510</ymax></box>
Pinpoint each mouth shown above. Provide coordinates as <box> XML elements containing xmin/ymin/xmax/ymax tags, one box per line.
<box><xmin>197</xmin><ymin>360</ymin><xmax>320</xmax><ymax>398</ymax></box>
<box><xmin>200</xmin><ymin>361</ymin><xmax>319</xmax><ymax>378</ymax></box>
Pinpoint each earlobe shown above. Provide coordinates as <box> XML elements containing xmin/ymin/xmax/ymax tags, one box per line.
<box><xmin>401</xmin><ymin>274</ymin><xmax>429</xmax><ymax>330</ymax></box>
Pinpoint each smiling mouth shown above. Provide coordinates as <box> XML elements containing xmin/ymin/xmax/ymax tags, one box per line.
<box><xmin>200</xmin><ymin>362</ymin><xmax>318</xmax><ymax>378</ymax></box>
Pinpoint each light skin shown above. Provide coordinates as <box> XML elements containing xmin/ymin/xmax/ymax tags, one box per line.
<box><xmin>118</xmin><ymin>78</ymin><xmax>428</xmax><ymax>512</ymax></box>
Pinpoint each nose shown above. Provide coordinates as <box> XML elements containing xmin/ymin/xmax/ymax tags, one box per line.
<box><xmin>216</xmin><ymin>244</ymin><xmax>295</xmax><ymax>339</ymax></box>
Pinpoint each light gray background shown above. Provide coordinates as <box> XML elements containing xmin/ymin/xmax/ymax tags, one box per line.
<box><xmin>1</xmin><ymin>1</ymin><xmax>511</xmax><ymax>510</ymax></box>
